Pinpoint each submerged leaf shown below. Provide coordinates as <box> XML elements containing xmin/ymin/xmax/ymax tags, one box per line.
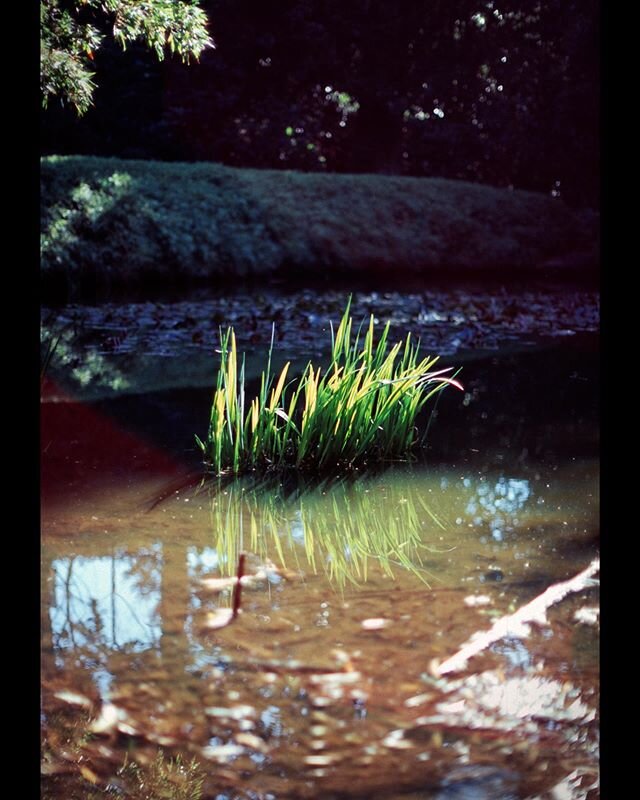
<box><xmin>202</xmin><ymin>608</ymin><xmax>235</xmax><ymax>629</ymax></box>
<box><xmin>201</xmin><ymin>743</ymin><xmax>245</xmax><ymax>762</ymax></box>
<box><xmin>80</xmin><ymin>765</ymin><xmax>99</xmax><ymax>784</ymax></box>
<box><xmin>54</xmin><ymin>690</ymin><xmax>93</xmax><ymax>708</ymax></box>
<box><xmin>90</xmin><ymin>703</ymin><xmax>133</xmax><ymax>736</ymax></box>
<box><xmin>361</xmin><ymin>617</ymin><xmax>392</xmax><ymax>630</ymax></box>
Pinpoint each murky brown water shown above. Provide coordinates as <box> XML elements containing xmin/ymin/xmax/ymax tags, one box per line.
<box><xmin>41</xmin><ymin>293</ymin><xmax>599</xmax><ymax>799</ymax></box>
<box><xmin>41</xmin><ymin>447</ymin><xmax>598</xmax><ymax>799</ymax></box>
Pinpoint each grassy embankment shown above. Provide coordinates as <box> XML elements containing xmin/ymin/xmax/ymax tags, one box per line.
<box><xmin>41</xmin><ymin>155</ymin><xmax>598</xmax><ymax>295</ymax></box>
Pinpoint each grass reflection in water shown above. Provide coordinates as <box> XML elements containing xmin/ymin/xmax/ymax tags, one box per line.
<box><xmin>206</xmin><ymin>470</ymin><xmax>451</xmax><ymax>589</ymax></box>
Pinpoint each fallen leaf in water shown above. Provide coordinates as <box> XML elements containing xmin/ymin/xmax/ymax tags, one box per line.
<box><xmin>89</xmin><ymin>704</ymin><xmax>119</xmax><ymax>735</ymax></box>
<box><xmin>573</xmin><ymin>606</ymin><xmax>599</xmax><ymax>625</ymax></box>
<box><xmin>310</xmin><ymin>695</ymin><xmax>333</xmax><ymax>708</ymax></box>
<box><xmin>89</xmin><ymin>703</ymin><xmax>135</xmax><ymax>736</ymax></box>
<box><xmin>309</xmin><ymin>672</ymin><xmax>361</xmax><ymax>685</ymax></box>
<box><xmin>464</xmin><ymin>594</ymin><xmax>492</xmax><ymax>607</ymax></box>
<box><xmin>205</xmin><ymin>704</ymin><xmax>256</xmax><ymax>721</ymax></box>
<box><xmin>350</xmin><ymin>688</ymin><xmax>368</xmax><ymax>703</ymax></box>
<box><xmin>304</xmin><ymin>754</ymin><xmax>338</xmax><ymax>766</ymax></box>
<box><xmin>331</xmin><ymin>648</ymin><xmax>358</xmax><ymax>673</ymax></box>
<box><xmin>427</xmin><ymin>658</ymin><xmax>442</xmax><ymax>678</ymax></box>
<box><xmin>147</xmin><ymin>733</ymin><xmax>178</xmax><ymax>746</ymax></box>
<box><xmin>310</xmin><ymin>740</ymin><xmax>327</xmax><ymax>750</ymax></box>
<box><xmin>273</xmin><ymin>564</ymin><xmax>304</xmax><ymax>581</ymax></box>
<box><xmin>80</xmin><ymin>765</ymin><xmax>99</xmax><ymax>784</ymax></box>
<box><xmin>234</xmin><ymin>732</ymin><xmax>269</xmax><ymax>753</ymax></box>
<box><xmin>405</xmin><ymin>692</ymin><xmax>433</xmax><ymax>708</ymax></box>
<box><xmin>382</xmin><ymin>729</ymin><xmax>414</xmax><ymax>750</ymax></box>
<box><xmin>361</xmin><ymin>618</ymin><xmax>391</xmax><ymax>630</ymax></box>
<box><xmin>202</xmin><ymin>608</ymin><xmax>235</xmax><ymax>629</ymax></box>
<box><xmin>438</xmin><ymin>699</ymin><xmax>467</xmax><ymax>715</ymax></box>
<box><xmin>53</xmin><ymin>690</ymin><xmax>93</xmax><ymax>708</ymax></box>
<box><xmin>201</xmin><ymin>743</ymin><xmax>245</xmax><ymax>762</ymax></box>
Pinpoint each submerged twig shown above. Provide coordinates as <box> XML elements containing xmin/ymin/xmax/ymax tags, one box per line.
<box><xmin>434</xmin><ymin>557</ymin><xmax>600</xmax><ymax>676</ymax></box>
<box><xmin>201</xmin><ymin>552</ymin><xmax>246</xmax><ymax>631</ymax></box>
<box><xmin>232</xmin><ymin>553</ymin><xmax>245</xmax><ymax>619</ymax></box>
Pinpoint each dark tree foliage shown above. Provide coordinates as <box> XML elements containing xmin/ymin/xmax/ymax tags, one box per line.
<box><xmin>41</xmin><ymin>0</ymin><xmax>599</xmax><ymax>207</ymax></box>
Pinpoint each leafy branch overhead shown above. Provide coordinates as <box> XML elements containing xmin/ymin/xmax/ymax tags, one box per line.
<box><xmin>41</xmin><ymin>1</ymin><xmax>214</xmax><ymax>115</ymax></box>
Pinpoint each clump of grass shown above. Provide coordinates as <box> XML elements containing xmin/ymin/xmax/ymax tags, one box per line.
<box><xmin>117</xmin><ymin>750</ymin><xmax>205</xmax><ymax>800</ymax></box>
<box><xmin>197</xmin><ymin>299</ymin><xmax>462</xmax><ymax>476</ymax></box>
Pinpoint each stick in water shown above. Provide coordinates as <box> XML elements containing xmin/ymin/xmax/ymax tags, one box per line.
<box><xmin>232</xmin><ymin>552</ymin><xmax>246</xmax><ymax>619</ymax></box>
<box><xmin>434</xmin><ymin>557</ymin><xmax>600</xmax><ymax>676</ymax></box>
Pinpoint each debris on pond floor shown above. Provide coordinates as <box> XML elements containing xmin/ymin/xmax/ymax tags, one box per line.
<box><xmin>89</xmin><ymin>703</ymin><xmax>139</xmax><ymax>738</ymax></box>
<box><xmin>573</xmin><ymin>606</ymin><xmax>599</xmax><ymax>626</ymax></box>
<box><xmin>41</xmin><ymin>286</ymin><xmax>599</xmax><ymax>400</ymax></box>
<box><xmin>201</xmin><ymin>607</ymin><xmax>235</xmax><ymax>630</ymax></box>
<box><xmin>463</xmin><ymin>594</ymin><xmax>492</xmax><ymax>607</ymax></box>
<box><xmin>53</xmin><ymin>690</ymin><xmax>93</xmax><ymax>709</ymax></box>
<box><xmin>204</xmin><ymin>704</ymin><xmax>257</xmax><ymax>721</ymax></box>
<box><xmin>361</xmin><ymin>616</ymin><xmax>393</xmax><ymax>630</ymax></box>
<box><xmin>201</xmin><ymin>742</ymin><xmax>246</xmax><ymax>762</ymax></box>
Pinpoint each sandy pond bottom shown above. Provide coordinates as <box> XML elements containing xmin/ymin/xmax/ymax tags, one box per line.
<box><xmin>41</xmin><ymin>290</ymin><xmax>599</xmax><ymax>799</ymax></box>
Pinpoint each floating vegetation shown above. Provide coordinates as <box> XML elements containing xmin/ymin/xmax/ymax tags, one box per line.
<box><xmin>197</xmin><ymin>299</ymin><xmax>462</xmax><ymax>476</ymax></box>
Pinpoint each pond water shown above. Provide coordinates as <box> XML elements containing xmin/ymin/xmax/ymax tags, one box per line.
<box><xmin>41</xmin><ymin>287</ymin><xmax>599</xmax><ymax>799</ymax></box>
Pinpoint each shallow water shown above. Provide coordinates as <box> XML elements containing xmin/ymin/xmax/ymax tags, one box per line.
<box><xmin>41</xmin><ymin>293</ymin><xmax>599</xmax><ymax>799</ymax></box>
<box><xmin>41</xmin><ymin>463</ymin><xmax>599</xmax><ymax>798</ymax></box>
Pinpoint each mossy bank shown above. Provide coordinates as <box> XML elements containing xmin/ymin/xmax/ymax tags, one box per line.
<box><xmin>41</xmin><ymin>156</ymin><xmax>598</xmax><ymax>296</ymax></box>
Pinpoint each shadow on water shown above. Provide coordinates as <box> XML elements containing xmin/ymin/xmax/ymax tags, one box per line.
<box><xmin>42</xmin><ymin>334</ymin><xmax>598</xmax><ymax>499</ymax></box>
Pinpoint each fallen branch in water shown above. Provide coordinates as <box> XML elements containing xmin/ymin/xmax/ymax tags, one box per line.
<box><xmin>433</xmin><ymin>557</ymin><xmax>600</xmax><ymax>676</ymax></box>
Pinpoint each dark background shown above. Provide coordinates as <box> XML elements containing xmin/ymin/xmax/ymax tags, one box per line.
<box><xmin>41</xmin><ymin>0</ymin><xmax>600</xmax><ymax>209</ymax></box>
